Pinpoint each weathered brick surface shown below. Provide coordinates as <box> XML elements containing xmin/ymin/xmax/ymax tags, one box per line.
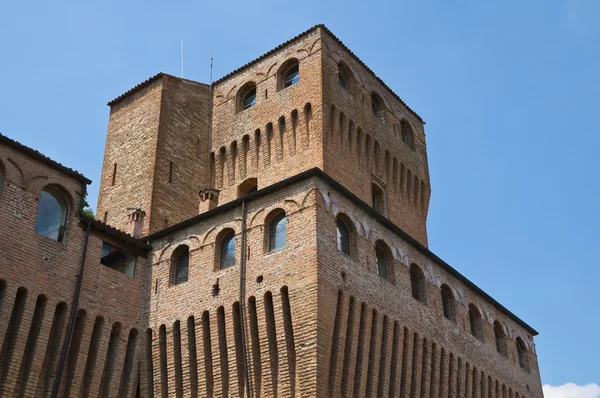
<box><xmin>0</xmin><ymin>25</ymin><xmax>542</xmax><ymax>397</ymax></box>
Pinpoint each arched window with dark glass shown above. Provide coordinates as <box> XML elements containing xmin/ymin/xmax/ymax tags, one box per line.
<box><xmin>284</xmin><ymin>64</ymin><xmax>299</xmax><ymax>88</ymax></box>
<box><xmin>410</xmin><ymin>264</ymin><xmax>426</xmax><ymax>303</ymax></box>
<box><xmin>372</xmin><ymin>183</ymin><xmax>384</xmax><ymax>213</ymax></box>
<box><xmin>371</xmin><ymin>92</ymin><xmax>385</xmax><ymax>123</ymax></box>
<box><xmin>441</xmin><ymin>284</ymin><xmax>455</xmax><ymax>322</ymax></box>
<box><xmin>238</xmin><ymin>178</ymin><xmax>258</xmax><ymax>198</ymax></box>
<box><xmin>219</xmin><ymin>230</ymin><xmax>236</xmax><ymax>269</ymax></box>
<box><xmin>35</xmin><ymin>187</ymin><xmax>68</xmax><ymax>242</ymax></box>
<box><xmin>375</xmin><ymin>241</ymin><xmax>388</xmax><ymax>280</ymax></box>
<box><xmin>400</xmin><ymin>119</ymin><xmax>416</xmax><ymax>150</ymax></box>
<box><xmin>516</xmin><ymin>338</ymin><xmax>528</xmax><ymax>370</ymax></box>
<box><xmin>280</xmin><ymin>61</ymin><xmax>299</xmax><ymax>89</ymax></box>
<box><xmin>338</xmin><ymin>70</ymin><xmax>346</xmax><ymax>89</ymax></box>
<box><xmin>336</xmin><ymin>217</ymin><xmax>351</xmax><ymax>255</ymax></box>
<box><xmin>469</xmin><ymin>304</ymin><xmax>484</xmax><ymax>340</ymax></box>
<box><xmin>243</xmin><ymin>87</ymin><xmax>256</xmax><ymax>110</ymax></box>
<box><xmin>494</xmin><ymin>321</ymin><xmax>505</xmax><ymax>355</ymax></box>
<box><xmin>237</xmin><ymin>82</ymin><xmax>257</xmax><ymax>112</ymax></box>
<box><xmin>268</xmin><ymin>211</ymin><xmax>287</xmax><ymax>252</ymax></box>
<box><xmin>173</xmin><ymin>246</ymin><xmax>189</xmax><ymax>285</ymax></box>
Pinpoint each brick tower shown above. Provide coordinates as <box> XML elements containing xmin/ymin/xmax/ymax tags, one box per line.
<box><xmin>0</xmin><ymin>25</ymin><xmax>542</xmax><ymax>398</ymax></box>
<box><xmin>97</xmin><ymin>74</ymin><xmax>211</xmax><ymax>236</ymax></box>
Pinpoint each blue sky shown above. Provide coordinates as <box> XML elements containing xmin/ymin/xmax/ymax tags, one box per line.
<box><xmin>1</xmin><ymin>0</ymin><xmax>598</xmax><ymax>390</ymax></box>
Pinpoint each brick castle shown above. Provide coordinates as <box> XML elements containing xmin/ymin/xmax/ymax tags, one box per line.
<box><xmin>0</xmin><ymin>25</ymin><xmax>543</xmax><ymax>397</ymax></box>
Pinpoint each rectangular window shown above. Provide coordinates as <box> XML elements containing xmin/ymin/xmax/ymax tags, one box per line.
<box><xmin>101</xmin><ymin>242</ymin><xmax>136</xmax><ymax>277</ymax></box>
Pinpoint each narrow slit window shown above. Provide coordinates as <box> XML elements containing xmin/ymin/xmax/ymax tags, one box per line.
<box><xmin>111</xmin><ymin>163</ymin><xmax>117</xmax><ymax>186</ymax></box>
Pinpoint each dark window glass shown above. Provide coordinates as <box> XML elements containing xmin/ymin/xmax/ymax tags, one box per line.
<box><xmin>243</xmin><ymin>87</ymin><xmax>256</xmax><ymax>110</ymax></box>
<box><xmin>411</xmin><ymin>267</ymin><xmax>422</xmax><ymax>301</ymax></box>
<box><xmin>338</xmin><ymin>71</ymin><xmax>346</xmax><ymax>89</ymax></box>
<box><xmin>336</xmin><ymin>218</ymin><xmax>350</xmax><ymax>255</ymax></box>
<box><xmin>220</xmin><ymin>232</ymin><xmax>236</xmax><ymax>269</ymax></box>
<box><xmin>174</xmin><ymin>248</ymin><xmax>189</xmax><ymax>284</ymax></box>
<box><xmin>376</xmin><ymin>244</ymin><xmax>388</xmax><ymax>280</ymax></box>
<box><xmin>35</xmin><ymin>188</ymin><xmax>68</xmax><ymax>241</ymax></box>
<box><xmin>284</xmin><ymin>64</ymin><xmax>299</xmax><ymax>88</ymax></box>
<box><xmin>269</xmin><ymin>213</ymin><xmax>287</xmax><ymax>251</ymax></box>
<box><xmin>101</xmin><ymin>242</ymin><xmax>136</xmax><ymax>277</ymax></box>
<box><xmin>401</xmin><ymin>129</ymin><xmax>408</xmax><ymax>143</ymax></box>
<box><xmin>371</xmin><ymin>100</ymin><xmax>378</xmax><ymax>116</ymax></box>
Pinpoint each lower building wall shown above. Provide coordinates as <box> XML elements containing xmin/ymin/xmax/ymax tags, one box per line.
<box><xmin>143</xmin><ymin>179</ymin><xmax>321</xmax><ymax>397</ymax></box>
<box><xmin>0</xmin><ymin>230</ymin><xmax>146</xmax><ymax>398</ymax></box>
<box><xmin>314</xmin><ymin>179</ymin><xmax>543</xmax><ymax>398</ymax></box>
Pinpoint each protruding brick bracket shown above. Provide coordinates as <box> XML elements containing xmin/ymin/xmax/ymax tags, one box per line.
<box><xmin>126</xmin><ymin>208</ymin><xmax>145</xmax><ymax>239</ymax></box>
<box><xmin>199</xmin><ymin>188</ymin><xmax>220</xmax><ymax>214</ymax></box>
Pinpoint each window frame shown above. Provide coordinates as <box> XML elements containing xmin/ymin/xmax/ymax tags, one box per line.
<box><xmin>468</xmin><ymin>304</ymin><xmax>484</xmax><ymax>341</ymax></box>
<box><xmin>375</xmin><ymin>241</ymin><xmax>390</xmax><ymax>281</ymax></box>
<box><xmin>35</xmin><ymin>186</ymin><xmax>69</xmax><ymax>242</ymax></box>
<box><xmin>441</xmin><ymin>284</ymin><xmax>456</xmax><ymax>322</ymax></box>
<box><xmin>371</xmin><ymin>183</ymin><xmax>385</xmax><ymax>214</ymax></box>
<box><xmin>336</xmin><ymin>216</ymin><xmax>351</xmax><ymax>256</ymax></box>
<box><xmin>494</xmin><ymin>321</ymin><xmax>506</xmax><ymax>355</ymax></box>
<box><xmin>370</xmin><ymin>92</ymin><xmax>386</xmax><ymax>124</ymax></box>
<box><xmin>266</xmin><ymin>210</ymin><xmax>287</xmax><ymax>253</ymax></box>
<box><xmin>236</xmin><ymin>81</ymin><xmax>257</xmax><ymax>113</ymax></box>
<box><xmin>278</xmin><ymin>59</ymin><xmax>300</xmax><ymax>91</ymax></box>
<box><xmin>172</xmin><ymin>246</ymin><xmax>190</xmax><ymax>285</ymax></box>
<box><xmin>410</xmin><ymin>264</ymin><xmax>427</xmax><ymax>304</ymax></box>
<box><xmin>218</xmin><ymin>230</ymin><xmax>236</xmax><ymax>269</ymax></box>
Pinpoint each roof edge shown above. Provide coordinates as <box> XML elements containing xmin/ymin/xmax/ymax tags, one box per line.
<box><xmin>80</xmin><ymin>215</ymin><xmax>151</xmax><ymax>250</ymax></box>
<box><xmin>0</xmin><ymin>132</ymin><xmax>91</xmax><ymax>184</ymax></box>
<box><xmin>144</xmin><ymin>168</ymin><xmax>538</xmax><ymax>336</ymax></box>
<box><xmin>107</xmin><ymin>72</ymin><xmax>208</xmax><ymax>107</ymax></box>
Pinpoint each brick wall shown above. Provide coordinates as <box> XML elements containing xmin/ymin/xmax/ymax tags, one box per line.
<box><xmin>0</xmin><ymin>142</ymin><xmax>148</xmax><ymax>397</ymax></box>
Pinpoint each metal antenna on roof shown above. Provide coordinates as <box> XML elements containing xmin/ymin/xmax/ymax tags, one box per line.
<box><xmin>209</xmin><ymin>51</ymin><xmax>214</xmax><ymax>85</ymax></box>
<box><xmin>181</xmin><ymin>40</ymin><xmax>184</xmax><ymax>78</ymax></box>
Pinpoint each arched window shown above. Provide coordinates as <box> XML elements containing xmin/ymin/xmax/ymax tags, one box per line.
<box><xmin>372</xmin><ymin>183</ymin><xmax>384</xmax><ymax>213</ymax></box>
<box><xmin>494</xmin><ymin>321</ymin><xmax>505</xmax><ymax>355</ymax></box>
<box><xmin>468</xmin><ymin>304</ymin><xmax>484</xmax><ymax>340</ymax></box>
<box><xmin>219</xmin><ymin>230</ymin><xmax>236</xmax><ymax>269</ymax></box>
<box><xmin>337</xmin><ymin>62</ymin><xmax>352</xmax><ymax>91</ymax></box>
<box><xmin>243</xmin><ymin>87</ymin><xmax>256</xmax><ymax>110</ymax></box>
<box><xmin>375</xmin><ymin>241</ymin><xmax>389</xmax><ymax>280</ymax></box>
<box><xmin>400</xmin><ymin>119</ymin><xmax>416</xmax><ymax>150</ymax></box>
<box><xmin>336</xmin><ymin>217</ymin><xmax>351</xmax><ymax>256</ymax></box>
<box><xmin>410</xmin><ymin>264</ymin><xmax>426</xmax><ymax>303</ymax></box>
<box><xmin>237</xmin><ymin>82</ymin><xmax>257</xmax><ymax>112</ymax></box>
<box><xmin>371</xmin><ymin>92</ymin><xmax>385</xmax><ymax>123</ymax></box>
<box><xmin>279</xmin><ymin>60</ymin><xmax>299</xmax><ymax>90</ymax></box>
<box><xmin>35</xmin><ymin>187</ymin><xmax>68</xmax><ymax>242</ymax></box>
<box><xmin>238</xmin><ymin>178</ymin><xmax>258</xmax><ymax>197</ymax></box>
<box><xmin>338</xmin><ymin>69</ymin><xmax>346</xmax><ymax>89</ymax></box>
<box><xmin>173</xmin><ymin>246</ymin><xmax>189</xmax><ymax>285</ymax></box>
<box><xmin>441</xmin><ymin>284</ymin><xmax>455</xmax><ymax>322</ymax></box>
<box><xmin>267</xmin><ymin>211</ymin><xmax>287</xmax><ymax>252</ymax></box>
<box><xmin>516</xmin><ymin>338</ymin><xmax>528</xmax><ymax>370</ymax></box>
